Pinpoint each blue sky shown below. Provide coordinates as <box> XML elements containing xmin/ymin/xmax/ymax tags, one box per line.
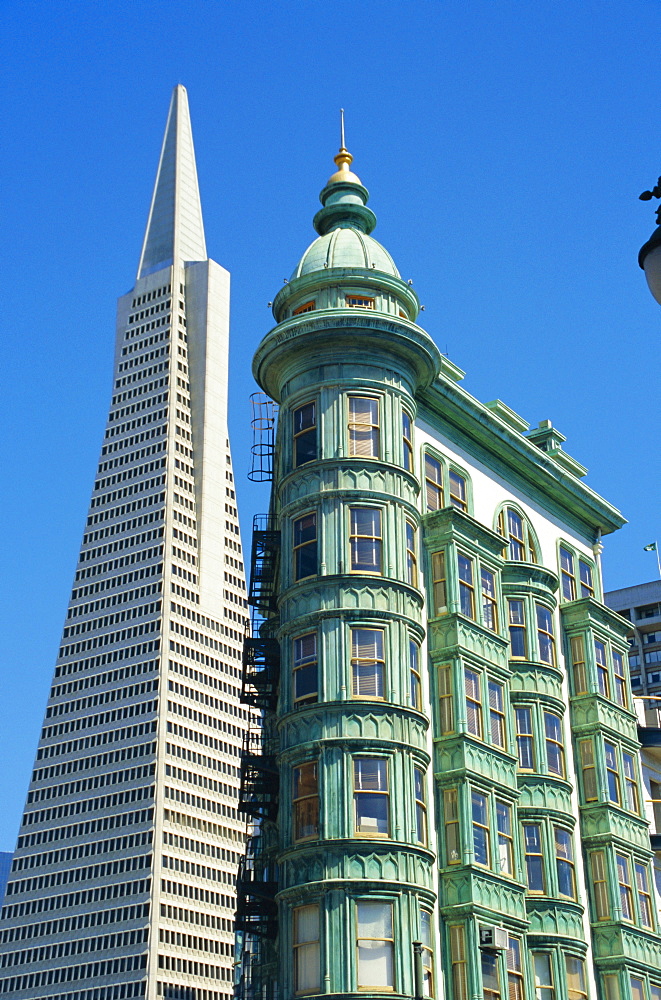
<box><xmin>1</xmin><ymin>0</ymin><xmax>660</xmax><ymax>850</ymax></box>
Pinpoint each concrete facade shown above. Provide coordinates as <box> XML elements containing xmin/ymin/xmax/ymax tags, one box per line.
<box><xmin>0</xmin><ymin>87</ymin><xmax>251</xmax><ymax>1000</ymax></box>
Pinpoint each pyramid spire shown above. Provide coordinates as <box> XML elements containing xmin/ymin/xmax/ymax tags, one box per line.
<box><xmin>137</xmin><ymin>84</ymin><xmax>207</xmax><ymax>279</ymax></box>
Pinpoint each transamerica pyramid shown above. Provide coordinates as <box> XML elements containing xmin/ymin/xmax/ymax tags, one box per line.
<box><xmin>0</xmin><ymin>85</ymin><xmax>251</xmax><ymax>1000</ymax></box>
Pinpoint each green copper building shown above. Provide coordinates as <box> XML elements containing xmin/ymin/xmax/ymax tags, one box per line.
<box><xmin>234</xmin><ymin>136</ymin><xmax>661</xmax><ymax>1000</ymax></box>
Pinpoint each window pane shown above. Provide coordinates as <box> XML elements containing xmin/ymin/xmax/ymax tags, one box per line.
<box><xmin>294</xmin><ymin>632</ymin><xmax>318</xmax><ymax>705</ymax></box>
<box><xmin>524</xmin><ymin>824</ymin><xmax>545</xmax><ymax>892</ymax></box>
<box><xmin>293</xmin><ymin>762</ymin><xmax>319</xmax><ymax>841</ymax></box>
<box><xmin>509</xmin><ymin>600</ymin><xmax>526</xmax><ymax>658</ymax></box>
<box><xmin>294</xmin><ymin>904</ymin><xmax>321</xmax><ymax>993</ymax></box>
<box><xmin>352</xmin><ymin>628</ymin><xmax>385</xmax><ymax>699</ymax></box>
<box><xmin>533</xmin><ymin>953</ymin><xmax>555</xmax><ymax>1000</ymax></box>
<box><xmin>472</xmin><ymin>791</ymin><xmax>490</xmax><ymax>866</ymax></box>
<box><xmin>350</xmin><ymin>508</ymin><xmax>382</xmax><ymax>573</ymax></box>
<box><xmin>357</xmin><ymin>901</ymin><xmax>394</xmax><ymax>988</ymax></box>
<box><xmin>354</xmin><ymin>759</ymin><xmax>389</xmax><ymax>836</ymax></box>
<box><xmin>565</xmin><ymin>957</ymin><xmax>587</xmax><ymax>1000</ymax></box>
<box><xmin>425</xmin><ymin>454</ymin><xmax>443</xmax><ymax>511</ymax></box>
<box><xmin>516</xmin><ymin>707</ymin><xmax>534</xmax><ymax>770</ymax></box>
<box><xmin>294</xmin><ymin>402</ymin><xmax>317</xmax><ymax>467</ymax></box>
<box><xmin>349</xmin><ymin>396</ymin><xmax>379</xmax><ymax>458</ymax></box>
<box><xmin>294</xmin><ymin>513</ymin><xmax>317</xmax><ymax>580</ymax></box>
<box><xmin>449</xmin><ymin>471</ymin><xmax>467</xmax><ymax>511</ymax></box>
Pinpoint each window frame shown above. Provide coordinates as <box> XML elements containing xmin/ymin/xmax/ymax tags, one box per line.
<box><xmin>293</xmin><ymin>903</ymin><xmax>321</xmax><ymax>995</ymax></box>
<box><xmin>406</xmin><ymin>519</ymin><xmax>418</xmax><ymax>587</ymax></box>
<box><xmin>293</xmin><ymin>400</ymin><xmax>318</xmax><ymax>468</ymax></box>
<box><xmin>353</xmin><ymin>756</ymin><xmax>390</xmax><ymax>838</ymax></box>
<box><xmin>414</xmin><ymin>766</ymin><xmax>427</xmax><ymax>845</ymax></box>
<box><xmin>293</xmin><ymin>631</ymin><xmax>318</xmax><ymax>707</ymax></box>
<box><xmin>293</xmin><ymin>761</ymin><xmax>319</xmax><ymax>843</ymax></box>
<box><xmin>351</xmin><ymin>626</ymin><xmax>386</xmax><ymax>701</ymax></box>
<box><xmin>422</xmin><ymin>448</ymin><xmax>472</xmax><ymax>515</ymax></box>
<box><xmin>348</xmin><ymin>395</ymin><xmax>380</xmax><ymax>459</ymax></box>
<box><xmin>554</xmin><ymin>825</ymin><xmax>576</xmax><ymax>900</ymax></box>
<box><xmin>349</xmin><ymin>506</ymin><xmax>383</xmax><ymax>575</ymax></box>
<box><xmin>293</xmin><ymin>511</ymin><xmax>318</xmax><ymax>582</ymax></box>
<box><xmin>557</xmin><ymin>540</ymin><xmax>598</xmax><ymax>602</ymax></box>
<box><xmin>536</xmin><ymin>603</ymin><xmax>556</xmax><ymax>666</ymax></box>
<box><xmin>402</xmin><ymin>409</ymin><xmax>413</xmax><ymax>472</ymax></box>
<box><xmin>409</xmin><ymin>639</ymin><xmax>422</xmax><ymax>712</ymax></box>
<box><xmin>497</xmin><ymin>505</ymin><xmax>539</xmax><ymax>563</ymax></box>
<box><xmin>355</xmin><ymin>898</ymin><xmax>395</xmax><ymax>991</ymax></box>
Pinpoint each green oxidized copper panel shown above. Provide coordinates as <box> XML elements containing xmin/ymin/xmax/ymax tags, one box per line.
<box><xmin>428</xmin><ymin>615</ymin><xmax>510</xmax><ymax>670</ymax></box>
<box><xmin>578</xmin><ymin>803</ymin><xmax>654</xmax><ymax>851</ymax></box>
<box><xmin>515</xmin><ymin>774</ymin><xmax>575</xmax><ymax>814</ymax></box>
<box><xmin>591</xmin><ymin>925</ymin><xmax>661</xmax><ymax>967</ymax></box>
<box><xmin>439</xmin><ymin>868</ymin><xmax>527</xmax><ymax>921</ymax></box>
<box><xmin>569</xmin><ymin>695</ymin><xmax>639</xmax><ymax>742</ymax></box>
<box><xmin>434</xmin><ymin>737</ymin><xmax>518</xmax><ymax>792</ymax></box>
<box><xmin>525</xmin><ymin>897</ymin><xmax>587</xmax><ymax>940</ymax></box>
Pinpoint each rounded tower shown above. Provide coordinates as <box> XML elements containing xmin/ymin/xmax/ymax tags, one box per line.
<box><xmin>251</xmin><ymin>132</ymin><xmax>443</xmax><ymax>997</ymax></box>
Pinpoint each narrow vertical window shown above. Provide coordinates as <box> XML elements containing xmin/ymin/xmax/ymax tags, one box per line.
<box><xmin>481</xmin><ymin>568</ymin><xmax>498</xmax><ymax>631</ymax></box>
<box><xmin>472</xmin><ymin>790</ymin><xmax>490</xmax><ymax>866</ymax></box>
<box><xmin>354</xmin><ymin>758</ymin><xmax>389</xmax><ymax>836</ymax></box>
<box><xmin>507</xmin><ymin>937</ymin><xmax>524</xmax><ymax>1000</ymax></box>
<box><xmin>515</xmin><ymin>707</ymin><xmax>534</xmax><ymax>770</ymax></box>
<box><xmin>438</xmin><ymin>664</ymin><xmax>454</xmax><ymax>734</ymax></box>
<box><xmin>635</xmin><ymin>862</ymin><xmax>653</xmax><ymax>929</ymax></box>
<box><xmin>406</xmin><ymin>520</ymin><xmax>418</xmax><ymax>587</ymax></box>
<box><xmin>481</xmin><ymin>951</ymin><xmax>502</xmax><ymax>1000</ymax></box>
<box><xmin>631</xmin><ymin>980</ymin><xmax>645</xmax><ymax>1000</ymax></box>
<box><xmin>595</xmin><ymin>641</ymin><xmax>610</xmax><ymax>698</ymax></box>
<box><xmin>524</xmin><ymin>823</ymin><xmax>545</xmax><ymax>892</ymax></box>
<box><xmin>425</xmin><ymin>454</ymin><xmax>443</xmax><ymax>511</ymax></box>
<box><xmin>622</xmin><ymin>753</ymin><xmax>639</xmax><ymax>813</ymax></box>
<box><xmin>544</xmin><ymin>712</ymin><xmax>565</xmax><ymax>777</ymax></box>
<box><xmin>349</xmin><ymin>396</ymin><xmax>380</xmax><ymax>458</ymax></box>
<box><xmin>356</xmin><ymin>900</ymin><xmax>394</xmax><ymax>990</ymax></box>
<box><xmin>579</xmin><ymin>739</ymin><xmax>597</xmax><ymax>801</ymax></box>
<box><xmin>579</xmin><ymin>560</ymin><xmax>594</xmax><ymax>598</ymax></box>
<box><xmin>293</xmin><ymin>513</ymin><xmax>317</xmax><ymax>580</ymax></box>
<box><xmin>293</xmin><ymin>401</ymin><xmax>317</xmax><ymax>467</ymax></box>
<box><xmin>536</xmin><ymin>605</ymin><xmax>555</xmax><ymax>665</ymax></box>
<box><xmin>560</xmin><ymin>546</ymin><xmax>576</xmax><ymax>600</ymax></box>
<box><xmin>465</xmin><ymin>668</ymin><xmax>482</xmax><ymax>739</ymax></box>
<box><xmin>570</xmin><ymin>635</ymin><xmax>587</xmax><ymax>694</ymax></box>
<box><xmin>414</xmin><ymin>766</ymin><xmax>427</xmax><ymax>845</ymax></box>
<box><xmin>351</xmin><ymin>628</ymin><xmax>385</xmax><ymax>700</ymax></box>
<box><xmin>350</xmin><ymin>508</ymin><xmax>382</xmax><ymax>573</ymax></box>
<box><xmin>565</xmin><ymin>957</ymin><xmax>587</xmax><ymax>1000</ymax></box>
<box><xmin>293</xmin><ymin>632</ymin><xmax>318</xmax><ymax>706</ymax></box>
<box><xmin>420</xmin><ymin>909</ymin><xmax>434</xmax><ymax>997</ymax></box>
<box><xmin>533</xmin><ymin>954</ymin><xmax>555</xmax><ymax>1000</ymax></box>
<box><xmin>616</xmin><ymin>854</ymin><xmax>633</xmax><ymax>920</ymax></box>
<box><xmin>293</xmin><ymin>762</ymin><xmax>319</xmax><ymax>841</ymax></box>
<box><xmin>431</xmin><ymin>551</ymin><xmax>447</xmax><ymax>616</ymax></box>
<box><xmin>604</xmin><ymin>741</ymin><xmax>621</xmax><ymax>804</ymax></box>
<box><xmin>449</xmin><ymin>470</ymin><xmax>468</xmax><ymax>512</ymax></box>
<box><xmin>496</xmin><ymin>800</ymin><xmax>513</xmax><ymax>875</ymax></box>
<box><xmin>489</xmin><ymin>680</ymin><xmax>506</xmax><ymax>748</ymax></box>
<box><xmin>402</xmin><ymin>411</ymin><xmax>413</xmax><ymax>471</ymax></box>
<box><xmin>508</xmin><ymin>600</ymin><xmax>526</xmax><ymax>658</ymax></box>
<box><xmin>294</xmin><ymin>904</ymin><xmax>321</xmax><ymax>994</ymax></box>
<box><xmin>555</xmin><ymin>828</ymin><xmax>576</xmax><ymax>899</ymax></box>
<box><xmin>444</xmin><ymin>788</ymin><xmax>460</xmax><ymax>864</ymax></box>
<box><xmin>590</xmin><ymin>850</ymin><xmax>610</xmax><ymax>919</ymax></box>
<box><xmin>507</xmin><ymin>509</ymin><xmax>525</xmax><ymax>560</ymax></box>
<box><xmin>602</xmin><ymin>975</ymin><xmax>620</xmax><ymax>1000</ymax></box>
<box><xmin>409</xmin><ymin>640</ymin><xmax>422</xmax><ymax>711</ymax></box>
<box><xmin>450</xmin><ymin>925</ymin><xmax>468</xmax><ymax>1000</ymax></box>
<box><xmin>613</xmin><ymin>651</ymin><xmax>627</xmax><ymax>708</ymax></box>
<box><xmin>458</xmin><ymin>553</ymin><xmax>475</xmax><ymax>618</ymax></box>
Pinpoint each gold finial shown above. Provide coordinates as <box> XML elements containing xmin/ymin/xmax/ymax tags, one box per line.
<box><xmin>328</xmin><ymin>107</ymin><xmax>361</xmax><ymax>184</ymax></box>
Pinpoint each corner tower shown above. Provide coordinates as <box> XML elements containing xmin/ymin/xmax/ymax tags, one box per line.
<box><xmin>0</xmin><ymin>86</ymin><xmax>250</xmax><ymax>1000</ymax></box>
<box><xmin>240</xmin><ymin>130</ymin><xmax>443</xmax><ymax>997</ymax></box>
<box><xmin>239</xmin><ymin>124</ymin><xmax>660</xmax><ymax>1000</ymax></box>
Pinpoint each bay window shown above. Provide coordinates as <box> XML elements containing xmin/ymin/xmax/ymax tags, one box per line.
<box><xmin>356</xmin><ymin>900</ymin><xmax>394</xmax><ymax>990</ymax></box>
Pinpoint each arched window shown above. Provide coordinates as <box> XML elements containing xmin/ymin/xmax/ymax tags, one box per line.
<box><xmin>496</xmin><ymin>506</ymin><xmax>539</xmax><ymax>563</ymax></box>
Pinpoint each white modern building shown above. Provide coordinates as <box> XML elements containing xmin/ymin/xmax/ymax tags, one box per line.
<box><xmin>0</xmin><ymin>86</ymin><xmax>250</xmax><ymax>1000</ymax></box>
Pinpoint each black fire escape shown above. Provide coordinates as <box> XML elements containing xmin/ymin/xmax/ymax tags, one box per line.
<box><xmin>235</xmin><ymin>514</ymin><xmax>281</xmax><ymax>1000</ymax></box>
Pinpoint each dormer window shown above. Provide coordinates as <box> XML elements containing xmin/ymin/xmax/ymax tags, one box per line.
<box><xmin>346</xmin><ymin>296</ymin><xmax>375</xmax><ymax>309</ymax></box>
<box><xmin>293</xmin><ymin>300</ymin><xmax>316</xmax><ymax>316</ymax></box>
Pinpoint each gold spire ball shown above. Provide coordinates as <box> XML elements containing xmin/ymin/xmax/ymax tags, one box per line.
<box><xmin>327</xmin><ymin>109</ymin><xmax>363</xmax><ymax>186</ymax></box>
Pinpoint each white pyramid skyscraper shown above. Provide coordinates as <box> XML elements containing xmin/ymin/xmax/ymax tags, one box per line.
<box><xmin>0</xmin><ymin>86</ymin><xmax>250</xmax><ymax>1000</ymax></box>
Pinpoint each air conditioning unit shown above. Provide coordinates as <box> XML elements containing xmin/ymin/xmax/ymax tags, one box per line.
<box><xmin>479</xmin><ymin>926</ymin><xmax>509</xmax><ymax>950</ymax></box>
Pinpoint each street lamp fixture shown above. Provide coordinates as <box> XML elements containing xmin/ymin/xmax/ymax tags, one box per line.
<box><xmin>638</xmin><ymin>178</ymin><xmax>661</xmax><ymax>303</ymax></box>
